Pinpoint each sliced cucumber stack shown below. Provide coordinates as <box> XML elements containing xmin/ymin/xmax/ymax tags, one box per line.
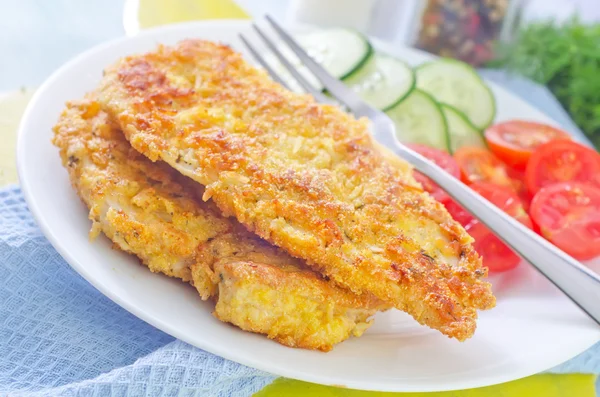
<box><xmin>344</xmin><ymin>54</ymin><xmax>415</xmax><ymax>110</ymax></box>
<box><xmin>260</xmin><ymin>28</ymin><xmax>499</xmax><ymax>155</ymax></box>
<box><xmin>416</xmin><ymin>59</ymin><xmax>496</xmax><ymax>130</ymax></box>
<box><xmin>263</xmin><ymin>29</ymin><xmax>414</xmax><ymax>110</ymax></box>
<box><xmin>298</xmin><ymin>28</ymin><xmax>373</xmax><ymax>80</ymax></box>
<box><xmin>385</xmin><ymin>89</ymin><xmax>449</xmax><ymax>152</ymax></box>
<box><xmin>442</xmin><ymin>105</ymin><xmax>487</xmax><ymax>153</ymax></box>
<box><xmin>264</xmin><ymin>28</ymin><xmax>373</xmax><ymax>93</ymax></box>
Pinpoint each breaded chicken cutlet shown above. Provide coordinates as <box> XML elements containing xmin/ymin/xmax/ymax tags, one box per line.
<box><xmin>97</xmin><ymin>39</ymin><xmax>495</xmax><ymax>341</ymax></box>
<box><xmin>52</xmin><ymin>98</ymin><xmax>380</xmax><ymax>351</ymax></box>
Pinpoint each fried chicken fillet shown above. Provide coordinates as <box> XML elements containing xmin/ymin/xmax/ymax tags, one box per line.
<box><xmin>52</xmin><ymin>98</ymin><xmax>380</xmax><ymax>351</ymax></box>
<box><xmin>97</xmin><ymin>40</ymin><xmax>495</xmax><ymax>340</ymax></box>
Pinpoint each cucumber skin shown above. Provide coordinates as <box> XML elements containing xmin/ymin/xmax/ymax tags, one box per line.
<box><xmin>342</xmin><ymin>53</ymin><xmax>416</xmax><ymax>111</ymax></box>
<box><xmin>381</xmin><ymin>57</ymin><xmax>416</xmax><ymax>112</ymax></box>
<box><xmin>338</xmin><ymin>31</ymin><xmax>375</xmax><ymax>81</ymax></box>
<box><xmin>382</xmin><ymin>78</ymin><xmax>416</xmax><ymax>111</ymax></box>
<box><xmin>469</xmin><ymin>81</ymin><xmax>496</xmax><ymax>130</ymax></box>
<box><xmin>441</xmin><ymin>103</ymin><xmax>488</xmax><ymax>153</ymax></box>
<box><xmin>307</xmin><ymin>30</ymin><xmax>415</xmax><ymax>111</ymax></box>
<box><xmin>442</xmin><ymin>103</ymin><xmax>485</xmax><ymax>135</ymax></box>
<box><xmin>386</xmin><ymin>89</ymin><xmax>451</xmax><ymax>152</ymax></box>
<box><xmin>415</xmin><ymin>58</ymin><xmax>497</xmax><ymax>130</ymax></box>
<box><xmin>421</xmin><ymin>91</ymin><xmax>451</xmax><ymax>152</ymax></box>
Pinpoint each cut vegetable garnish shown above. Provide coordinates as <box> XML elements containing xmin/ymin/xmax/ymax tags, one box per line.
<box><xmin>386</xmin><ymin>89</ymin><xmax>449</xmax><ymax>151</ymax></box>
<box><xmin>344</xmin><ymin>54</ymin><xmax>415</xmax><ymax>110</ymax></box>
<box><xmin>442</xmin><ymin>104</ymin><xmax>486</xmax><ymax>154</ymax></box>
<box><xmin>407</xmin><ymin>143</ymin><xmax>460</xmax><ymax>204</ymax></box>
<box><xmin>525</xmin><ymin>139</ymin><xmax>600</xmax><ymax>195</ymax></box>
<box><xmin>297</xmin><ymin>28</ymin><xmax>373</xmax><ymax>80</ymax></box>
<box><xmin>453</xmin><ymin>147</ymin><xmax>513</xmax><ymax>187</ymax></box>
<box><xmin>467</xmin><ymin>223</ymin><xmax>521</xmax><ymax>272</ymax></box>
<box><xmin>264</xmin><ymin>28</ymin><xmax>373</xmax><ymax>93</ymax></box>
<box><xmin>485</xmin><ymin>120</ymin><xmax>571</xmax><ymax>170</ymax></box>
<box><xmin>445</xmin><ymin>182</ymin><xmax>531</xmax><ymax>272</ymax></box>
<box><xmin>530</xmin><ymin>182</ymin><xmax>600</xmax><ymax>260</ymax></box>
<box><xmin>416</xmin><ymin>59</ymin><xmax>495</xmax><ymax>130</ymax></box>
<box><xmin>470</xmin><ymin>182</ymin><xmax>533</xmax><ymax>230</ymax></box>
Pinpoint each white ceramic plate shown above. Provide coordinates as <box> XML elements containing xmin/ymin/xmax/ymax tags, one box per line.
<box><xmin>17</xmin><ymin>20</ymin><xmax>600</xmax><ymax>392</ymax></box>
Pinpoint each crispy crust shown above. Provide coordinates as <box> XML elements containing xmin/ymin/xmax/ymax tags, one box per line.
<box><xmin>52</xmin><ymin>98</ymin><xmax>379</xmax><ymax>351</ymax></box>
<box><xmin>215</xmin><ymin>260</ymin><xmax>373</xmax><ymax>350</ymax></box>
<box><xmin>97</xmin><ymin>39</ymin><xmax>495</xmax><ymax>340</ymax></box>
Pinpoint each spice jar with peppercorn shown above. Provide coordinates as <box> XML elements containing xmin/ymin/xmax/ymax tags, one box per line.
<box><xmin>414</xmin><ymin>0</ymin><xmax>527</xmax><ymax>66</ymax></box>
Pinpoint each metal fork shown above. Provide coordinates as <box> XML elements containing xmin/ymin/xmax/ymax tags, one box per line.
<box><xmin>240</xmin><ymin>16</ymin><xmax>600</xmax><ymax>326</ymax></box>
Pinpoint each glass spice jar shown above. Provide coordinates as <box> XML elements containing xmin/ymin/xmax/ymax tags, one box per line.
<box><xmin>414</xmin><ymin>0</ymin><xmax>526</xmax><ymax>66</ymax></box>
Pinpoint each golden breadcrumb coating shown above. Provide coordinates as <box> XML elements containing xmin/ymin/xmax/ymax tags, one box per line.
<box><xmin>52</xmin><ymin>98</ymin><xmax>379</xmax><ymax>351</ymax></box>
<box><xmin>97</xmin><ymin>39</ymin><xmax>495</xmax><ymax>341</ymax></box>
<box><xmin>215</xmin><ymin>260</ymin><xmax>372</xmax><ymax>348</ymax></box>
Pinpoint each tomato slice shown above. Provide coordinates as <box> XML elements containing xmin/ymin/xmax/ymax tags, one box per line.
<box><xmin>485</xmin><ymin>121</ymin><xmax>571</xmax><ymax>169</ymax></box>
<box><xmin>445</xmin><ymin>183</ymin><xmax>532</xmax><ymax>228</ymax></box>
<box><xmin>407</xmin><ymin>144</ymin><xmax>460</xmax><ymax>204</ymax></box>
<box><xmin>470</xmin><ymin>183</ymin><xmax>533</xmax><ymax>229</ymax></box>
<box><xmin>466</xmin><ymin>221</ymin><xmax>521</xmax><ymax>272</ymax></box>
<box><xmin>444</xmin><ymin>199</ymin><xmax>475</xmax><ymax>228</ymax></box>
<box><xmin>506</xmin><ymin>166</ymin><xmax>532</xmax><ymax>211</ymax></box>
<box><xmin>530</xmin><ymin>182</ymin><xmax>600</xmax><ymax>260</ymax></box>
<box><xmin>526</xmin><ymin>140</ymin><xmax>600</xmax><ymax>195</ymax></box>
<box><xmin>444</xmin><ymin>182</ymin><xmax>531</xmax><ymax>272</ymax></box>
<box><xmin>453</xmin><ymin>147</ymin><xmax>513</xmax><ymax>187</ymax></box>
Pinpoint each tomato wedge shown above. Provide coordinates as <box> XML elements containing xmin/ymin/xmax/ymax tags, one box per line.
<box><xmin>446</xmin><ymin>199</ymin><xmax>522</xmax><ymax>272</ymax></box>
<box><xmin>407</xmin><ymin>144</ymin><xmax>460</xmax><ymax>204</ymax></box>
<box><xmin>467</xmin><ymin>222</ymin><xmax>521</xmax><ymax>273</ymax></box>
<box><xmin>444</xmin><ymin>182</ymin><xmax>532</xmax><ymax>272</ymax></box>
<box><xmin>470</xmin><ymin>183</ymin><xmax>533</xmax><ymax>229</ymax></box>
<box><xmin>485</xmin><ymin>121</ymin><xmax>571</xmax><ymax>169</ymax></box>
<box><xmin>530</xmin><ymin>182</ymin><xmax>600</xmax><ymax>260</ymax></box>
<box><xmin>444</xmin><ymin>199</ymin><xmax>474</xmax><ymax>227</ymax></box>
<box><xmin>525</xmin><ymin>140</ymin><xmax>600</xmax><ymax>195</ymax></box>
<box><xmin>506</xmin><ymin>166</ymin><xmax>532</xmax><ymax>211</ymax></box>
<box><xmin>453</xmin><ymin>147</ymin><xmax>513</xmax><ymax>187</ymax></box>
<box><xmin>445</xmin><ymin>183</ymin><xmax>532</xmax><ymax>228</ymax></box>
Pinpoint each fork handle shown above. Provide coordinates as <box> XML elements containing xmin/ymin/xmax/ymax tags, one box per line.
<box><xmin>400</xmin><ymin>147</ymin><xmax>600</xmax><ymax>325</ymax></box>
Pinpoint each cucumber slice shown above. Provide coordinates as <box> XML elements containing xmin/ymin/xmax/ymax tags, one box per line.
<box><xmin>416</xmin><ymin>59</ymin><xmax>496</xmax><ymax>130</ymax></box>
<box><xmin>264</xmin><ymin>28</ymin><xmax>373</xmax><ymax>93</ymax></box>
<box><xmin>344</xmin><ymin>54</ymin><xmax>415</xmax><ymax>110</ymax></box>
<box><xmin>442</xmin><ymin>104</ymin><xmax>486</xmax><ymax>153</ymax></box>
<box><xmin>298</xmin><ymin>28</ymin><xmax>373</xmax><ymax>80</ymax></box>
<box><xmin>385</xmin><ymin>89</ymin><xmax>449</xmax><ymax>151</ymax></box>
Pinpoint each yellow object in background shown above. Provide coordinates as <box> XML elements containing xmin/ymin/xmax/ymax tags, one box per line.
<box><xmin>0</xmin><ymin>89</ymin><xmax>34</xmax><ymax>186</ymax></box>
<box><xmin>126</xmin><ymin>0</ymin><xmax>249</xmax><ymax>34</ymax></box>
<box><xmin>256</xmin><ymin>375</ymin><xmax>596</xmax><ymax>397</ymax></box>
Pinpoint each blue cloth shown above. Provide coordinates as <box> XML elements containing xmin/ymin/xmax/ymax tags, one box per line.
<box><xmin>0</xmin><ymin>186</ymin><xmax>275</xmax><ymax>396</ymax></box>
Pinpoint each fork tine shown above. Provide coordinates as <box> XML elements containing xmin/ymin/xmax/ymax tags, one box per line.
<box><xmin>239</xmin><ymin>34</ymin><xmax>291</xmax><ymax>90</ymax></box>
<box><xmin>251</xmin><ymin>24</ymin><xmax>331</xmax><ymax>104</ymax></box>
<box><xmin>265</xmin><ymin>15</ymin><xmax>366</xmax><ymax>111</ymax></box>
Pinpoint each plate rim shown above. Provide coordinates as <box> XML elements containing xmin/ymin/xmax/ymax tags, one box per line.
<box><xmin>16</xmin><ymin>19</ymin><xmax>600</xmax><ymax>392</ymax></box>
